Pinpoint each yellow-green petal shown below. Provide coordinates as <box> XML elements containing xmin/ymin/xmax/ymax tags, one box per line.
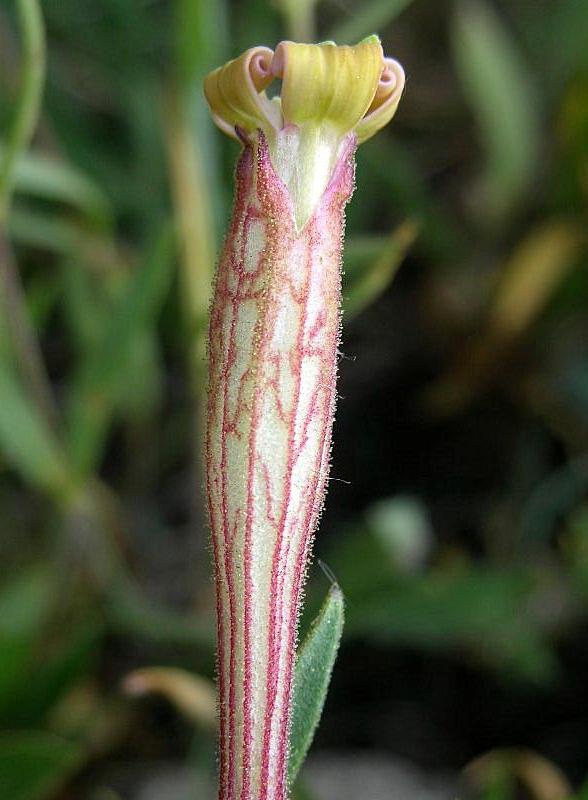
<box><xmin>203</xmin><ymin>46</ymin><xmax>279</xmax><ymax>139</ymax></box>
<box><xmin>272</xmin><ymin>38</ymin><xmax>384</xmax><ymax>134</ymax></box>
<box><xmin>355</xmin><ymin>57</ymin><xmax>405</xmax><ymax>143</ymax></box>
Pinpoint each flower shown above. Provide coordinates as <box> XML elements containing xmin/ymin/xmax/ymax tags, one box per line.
<box><xmin>204</xmin><ymin>37</ymin><xmax>404</xmax><ymax>800</ymax></box>
<box><xmin>205</xmin><ymin>37</ymin><xmax>404</xmax><ymax>228</ymax></box>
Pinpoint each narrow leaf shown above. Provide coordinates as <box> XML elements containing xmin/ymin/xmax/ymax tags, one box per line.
<box><xmin>3</xmin><ymin>618</ymin><xmax>101</xmax><ymax>726</ymax></box>
<box><xmin>0</xmin><ymin>365</ymin><xmax>73</xmax><ymax>495</ymax></box>
<box><xmin>8</xmin><ymin>208</ymin><xmax>84</xmax><ymax>254</ymax></box>
<box><xmin>0</xmin><ymin>568</ymin><xmax>56</xmax><ymax>718</ymax></box>
<box><xmin>487</xmin><ymin>220</ymin><xmax>583</xmax><ymax>339</ymax></box>
<box><xmin>175</xmin><ymin>0</ymin><xmax>228</xmax><ymax>86</ymax></box>
<box><xmin>0</xmin><ymin>144</ymin><xmax>112</xmax><ymax>226</ymax></box>
<box><xmin>0</xmin><ymin>567</ymin><xmax>54</xmax><ymax>638</ymax></box>
<box><xmin>288</xmin><ymin>583</ymin><xmax>345</xmax><ymax>785</ymax></box>
<box><xmin>452</xmin><ymin>0</ymin><xmax>541</xmax><ymax>223</ymax></box>
<box><xmin>0</xmin><ymin>732</ymin><xmax>84</xmax><ymax>800</ymax></box>
<box><xmin>344</xmin><ymin>220</ymin><xmax>417</xmax><ymax>319</ymax></box>
<box><xmin>66</xmin><ymin>225</ymin><xmax>174</xmax><ymax>472</ymax></box>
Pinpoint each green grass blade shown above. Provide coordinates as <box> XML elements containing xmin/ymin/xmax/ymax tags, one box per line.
<box><xmin>288</xmin><ymin>583</ymin><xmax>345</xmax><ymax>785</ymax></box>
<box><xmin>8</xmin><ymin>208</ymin><xmax>93</xmax><ymax>254</ymax></box>
<box><xmin>0</xmin><ymin>146</ymin><xmax>112</xmax><ymax>227</ymax></box>
<box><xmin>452</xmin><ymin>0</ymin><xmax>541</xmax><ymax>224</ymax></box>
<box><xmin>0</xmin><ymin>364</ymin><xmax>73</xmax><ymax>496</ymax></box>
<box><xmin>175</xmin><ymin>0</ymin><xmax>228</xmax><ymax>87</ymax></box>
<box><xmin>344</xmin><ymin>221</ymin><xmax>418</xmax><ymax>319</ymax></box>
<box><xmin>66</xmin><ymin>225</ymin><xmax>175</xmax><ymax>473</ymax></box>
<box><xmin>0</xmin><ymin>0</ymin><xmax>46</xmax><ymax>223</ymax></box>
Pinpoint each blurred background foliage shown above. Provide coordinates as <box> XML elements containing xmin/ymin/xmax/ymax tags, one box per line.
<box><xmin>1</xmin><ymin>0</ymin><xmax>588</xmax><ymax>797</ymax></box>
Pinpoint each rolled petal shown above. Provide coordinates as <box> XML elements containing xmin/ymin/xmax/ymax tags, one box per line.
<box><xmin>355</xmin><ymin>57</ymin><xmax>406</xmax><ymax>143</ymax></box>
<box><xmin>203</xmin><ymin>46</ymin><xmax>280</xmax><ymax>139</ymax></box>
<box><xmin>206</xmin><ymin>133</ymin><xmax>356</xmax><ymax>800</ymax></box>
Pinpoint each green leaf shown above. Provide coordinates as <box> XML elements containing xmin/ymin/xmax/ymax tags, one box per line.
<box><xmin>8</xmin><ymin>208</ymin><xmax>83</xmax><ymax>254</ymax></box>
<box><xmin>521</xmin><ymin>0</ymin><xmax>588</xmax><ymax>94</ymax></box>
<box><xmin>0</xmin><ymin>568</ymin><xmax>55</xmax><ymax>719</ymax></box>
<box><xmin>452</xmin><ymin>0</ymin><xmax>541</xmax><ymax>224</ymax></box>
<box><xmin>343</xmin><ymin>221</ymin><xmax>417</xmax><ymax>319</ymax></box>
<box><xmin>328</xmin><ymin>0</ymin><xmax>415</xmax><ymax>44</ymax></box>
<box><xmin>326</xmin><ymin>528</ymin><xmax>557</xmax><ymax>683</ymax></box>
<box><xmin>288</xmin><ymin>583</ymin><xmax>345</xmax><ymax>785</ymax></box>
<box><xmin>0</xmin><ymin>364</ymin><xmax>73</xmax><ymax>496</ymax></box>
<box><xmin>0</xmin><ymin>567</ymin><xmax>54</xmax><ymax>638</ymax></box>
<box><xmin>0</xmin><ymin>144</ymin><xmax>112</xmax><ymax>227</ymax></box>
<box><xmin>175</xmin><ymin>0</ymin><xmax>228</xmax><ymax>86</ymax></box>
<box><xmin>2</xmin><ymin>619</ymin><xmax>102</xmax><ymax>727</ymax></box>
<box><xmin>0</xmin><ymin>732</ymin><xmax>84</xmax><ymax>800</ymax></box>
<box><xmin>8</xmin><ymin>208</ymin><xmax>114</xmax><ymax>265</ymax></box>
<box><xmin>173</xmin><ymin>0</ymin><xmax>227</xmax><ymax>239</ymax></box>
<box><xmin>345</xmin><ymin>568</ymin><xmax>532</xmax><ymax>644</ymax></box>
<box><xmin>60</xmin><ymin>259</ymin><xmax>106</xmax><ymax>355</ymax></box>
<box><xmin>66</xmin><ymin>225</ymin><xmax>175</xmax><ymax>473</ymax></box>
<box><xmin>0</xmin><ymin>570</ymin><xmax>101</xmax><ymax>727</ymax></box>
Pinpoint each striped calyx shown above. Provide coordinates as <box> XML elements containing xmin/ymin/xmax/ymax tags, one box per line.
<box><xmin>205</xmin><ymin>38</ymin><xmax>404</xmax><ymax>800</ymax></box>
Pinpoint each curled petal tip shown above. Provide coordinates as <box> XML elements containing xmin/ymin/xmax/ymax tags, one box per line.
<box><xmin>203</xmin><ymin>45</ymin><xmax>278</xmax><ymax>140</ymax></box>
<box><xmin>248</xmin><ymin>48</ymin><xmax>273</xmax><ymax>88</ymax></box>
<box><xmin>355</xmin><ymin>57</ymin><xmax>405</xmax><ymax>143</ymax></box>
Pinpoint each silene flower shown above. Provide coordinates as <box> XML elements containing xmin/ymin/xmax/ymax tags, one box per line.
<box><xmin>204</xmin><ymin>36</ymin><xmax>404</xmax><ymax>800</ymax></box>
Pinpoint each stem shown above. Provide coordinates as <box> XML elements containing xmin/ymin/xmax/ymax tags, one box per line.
<box><xmin>163</xmin><ymin>85</ymin><xmax>215</xmax><ymax>589</ymax></box>
<box><xmin>0</xmin><ymin>0</ymin><xmax>58</xmax><ymax>429</ymax></box>
<box><xmin>163</xmin><ymin>86</ymin><xmax>214</xmax><ymax>393</ymax></box>
<box><xmin>0</xmin><ymin>0</ymin><xmax>46</xmax><ymax>224</ymax></box>
<box><xmin>279</xmin><ymin>0</ymin><xmax>316</xmax><ymax>42</ymax></box>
